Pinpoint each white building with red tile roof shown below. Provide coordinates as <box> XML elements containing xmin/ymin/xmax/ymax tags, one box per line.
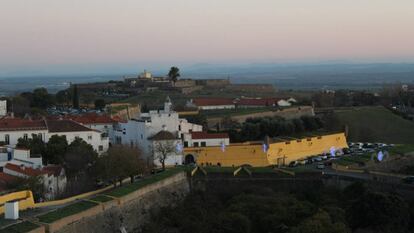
<box><xmin>0</xmin><ymin>100</ymin><xmax>6</xmax><ymax>117</ymax></box>
<box><xmin>183</xmin><ymin>132</ymin><xmax>230</xmax><ymax>148</ymax></box>
<box><xmin>187</xmin><ymin>98</ymin><xmax>236</xmax><ymax>110</ymax></box>
<box><xmin>0</xmin><ymin>118</ymin><xmax>109</xmax><ymax>154</ymax></box>
<box><xmin>3</xmin><ymin>163</ymin><xmax>66</xmax><ymax>200</ymax></box>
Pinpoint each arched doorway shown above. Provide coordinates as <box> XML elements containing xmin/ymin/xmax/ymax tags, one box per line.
<box><xmin>184</xmin><ymin>154</ymin><xmax>195</xmax><ymax>165</ymax></box>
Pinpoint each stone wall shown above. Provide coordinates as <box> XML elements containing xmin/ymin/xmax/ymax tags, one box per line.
<box><xmin>48</xmin><ymin>172</ymin><xmax>189</xmax><ymax>233</ymax></box>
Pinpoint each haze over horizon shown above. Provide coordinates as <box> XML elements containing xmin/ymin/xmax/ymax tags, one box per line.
<box><xmin>1</xmin><ymin>0</ymin><xmax>414</xmax><ymax>77</ymax></box>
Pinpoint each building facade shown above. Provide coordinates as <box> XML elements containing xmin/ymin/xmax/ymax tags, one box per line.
<box><xmin>0</xmin><ymin>119</ymin><xmax>109</xmax><ymax>154</ymax></box>
<box><xmin>184</xmin><ymin>132</ymin><xmax>348</xmax><ymax>167</ymax></box>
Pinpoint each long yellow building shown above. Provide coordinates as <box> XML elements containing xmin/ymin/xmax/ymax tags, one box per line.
<box><xmin>183</xmin><ymin>132</ymin><xmax>348</xmax><ymax>167</ymax></box>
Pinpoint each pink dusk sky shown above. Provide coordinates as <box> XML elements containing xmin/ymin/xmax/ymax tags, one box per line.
<box><xmin>1</xmin><ymin>0</ymin><xmax>414</xmax><ymax>75</ymax></box>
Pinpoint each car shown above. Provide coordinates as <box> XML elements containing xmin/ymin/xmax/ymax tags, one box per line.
<box><xmin>314</xmin><ymin>156</ymin><xmax>323</xmax><ymax>162</ymax></box>
<box><xmin>288</xmin><ymin>161</ymin><xmax>299</xmax><ymax>167</ymax></box>
<box><xmin>402</xmin><ymin>176</ymin><xmax>414</xmax><ymax>184</ymax></box>
<box><xmin>298</xmin><ymin>160</ymin><xmax>308</xmax><ymax>165</ymax></box>
<box><xmin>317</xmin><ymin>163</ymin><xmax>325</xmax><ymax>169</ymax></box>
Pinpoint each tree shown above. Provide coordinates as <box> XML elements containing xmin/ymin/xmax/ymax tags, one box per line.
<box><xmin>72</xmin><ymin>84</ymin><xmax>80</xmax><ymax>109</ymax></box>
<box><xmin>94</xmin><ymin>99</ymin><xmax>106</xmax><ymax>110</ymax></box>
<box><xmin>16</xmin><ymin>134</ymin><xmax>45</xmax><ymax>156</ymax></box>
<box><xmin>11</xmin><ymin>176</ymin><xmax>44</xmax><ymax>201</ymax></box>
<box><xmin>291</xmin><ymin>210</ymin><xmax>350</xmax><ymax>233</ymax></box>
<box><xmin>153</xmin><ymin>140</ymin><xmax>176</xmax><ymax>170</ymax></box>
<box><xmin>45</xmin><ymin>135</ymin><xmax>68</xmax><ymax>165</ymax></box>
<box><xmin>63</xmin><ymin>138</ymin><xmax>98</xmax><ymax>177</ymax></box>
<box><xmin>32</xmin><ymin>88</ymin><xmax>54</xmax><ymax>109</ymax></box>
<box><xmin>168</xmin><ymin>66</ymin><xmax>180</xmax><ymax>84</ymax></box>
<box><xmin>95</xmin><ymin>145</ymin><xmax>146</xmax><ymax>185</ymax></box>
<box><xmin>347</xmin><ymin>192</ymin><xmax>410</xmax><ymax>233</ymax></box>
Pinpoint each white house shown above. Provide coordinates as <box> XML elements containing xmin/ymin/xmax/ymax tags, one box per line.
<box><xmin>115</xmin><ymin>97</ymin><xmax>202</xmax><ymax>166</ymax></box>
<box><xmin>0</xmin><ymin>147</ymin><xmax>43</xmax><ymax>169</ymax></box>
<box><xmin>0</xmin><ymin>100</ymin><xmax>6</xmax><ymax>117</ymax></box>
<box><xmin>277</xmin><ymin>99</ymin><xmax>292</xmax><ymax>107</ymax></box>
<box><xmin>3</xmin><ymin>163</ymin><xmax>67</xmax><ymax>200</ymax></box>
<box><xmin>187</xmin><ymin>98</ymin><xmax>236</xmax><ymax>110</ymax></box>
<box><xmin>183</xmin><ymin>132</ymin><xmax>230</xmax><ymax>148</ymax></box>
<box><xmin>61</xmin><ymin>113</ymin><xmax>118</xmax><ymax>145</ymax></box>
<box><xmin>149</xmin><ymin>131</ymin><xmax>183</xmax><ymax>167</ymax></box>
<box><xmin>0</xmin><ymin>118</ymin><xmax>109</xmax><ymax>154</ymax></box>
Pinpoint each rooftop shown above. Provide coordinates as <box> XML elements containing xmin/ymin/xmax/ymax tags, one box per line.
<box><xmin>0</xmin><ymin>119</ymin><xmax>47</xmax><ymax>132</ymax></box>
<box><xmin>4</xmin><ymin>163</ymin><xmax>63</xmax><ymax>177</ymax></box>
<box><xmin>46</xmin><ymin>119</ymin><xmax>94</xmax><ymax>133</ymax></box>
<box><xmin>192</xmin><ymin>98</ymin><xmax>235</xmax><ymax>106</ymax></box>
<box><xmin>191</xmin><ymin>132</ymin><xmax>229</xmax><ymax>140</ymax></box>
<box><xmin>148</xmin><ymin>131</ymin><xmax>178</xmax><ymax>141</ymax></box>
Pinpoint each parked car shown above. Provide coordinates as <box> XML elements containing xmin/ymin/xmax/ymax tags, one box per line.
<box><xmin>317</xmin><ymin>163</ymin><xmax>325</xmax><ymax>169</ymax></box>
<box><xmin>402</xmin><ymin>176</ymin><xmax>414</xmax><ymax>184</ymax></box>
<box><xmin>288</xmin><ymin>161</ymin><xmax>299</xmax><ymax>167</ymax></box>
<box><xmin>298</xmin><ymin>160</ymin><xmax>308</xmax><ymax>165</ymax></box>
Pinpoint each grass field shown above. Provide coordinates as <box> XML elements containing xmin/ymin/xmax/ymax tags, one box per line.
<box><xmin>89</xmin><ymin>195</ymin><xmax>113</xmax><ymax>203</ymax></box>
<box><xmin>0</xmin><ymin>221</ymin><xmax>40</xmax><ymax>233</ymax></box>
<box><xmin>37</xmin><ymin>201</ymin><xmax>98</xmax><ymax>223</ymax></box>
<box><xmin>105</xmin><ymin>168</ymin><xmax>184</xmax><ymax>197</ymax></box>
<box><xmin>334</xmin><ymin>106</ymin><xmax>414</xmax><ymax>144</ymax></box>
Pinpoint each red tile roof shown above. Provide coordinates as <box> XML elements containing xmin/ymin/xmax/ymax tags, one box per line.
<box><xmin>4</xmin><ymin>163</ymin><xmax>62</xmax><ymax>177</ymax></box>
<box><xmin>191</xmin><ymin>132</ymin><xmax>229</xmax><ymax>140</ymax></box>
<box><xmin>0</xmin><ymin>119</ymin><xmax>47</xmax><ymax>131</ymax></box>
<box><xmin>0</xmin><ymin>172</ymin><xmax>18</xmax><ymax>183</ymax></box>
<box><xmin>148</xmin><ymin>131</ymin><xmax>178</xmax><ymax>140</ymax></box>
<box><xmin>236</xmin><ymin>98</ymin><xmax>279</xmax><ymax>106</ymax></box>
<box><xmin>192</xmin><ymin>98</ymin><xmax>235</xmax><ymax>106</ymax></box>
<box><xmin>46</xmin><ymin>119</ymin><xmax>94</xmax><ymax>133</ymax></box>
<box><xmin>62</xmin><ymin>113</ymin><xmax>117</xmax><ymax>125</ymax></box>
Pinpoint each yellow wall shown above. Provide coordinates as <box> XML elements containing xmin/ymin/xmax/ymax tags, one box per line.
<box><xmin>268</xmin><ymin>133</ymin><xmax>348</xmax><ymax>165</ymax></box>
<box><xmin>184</xmin><ymin>132</ymin><xmax>348</xmax><ymax>167</ymax></box>
<box><xmin>186</xmin><ymin>143</ymin><xmax>270</xmax><ymax>167</ymax></box>
<box><xmin>0</xmin><ymin>190</ymin><xmax>35</xmax><ymax>214</ymax></box>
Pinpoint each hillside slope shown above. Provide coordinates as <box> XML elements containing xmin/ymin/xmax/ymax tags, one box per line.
<box><xmin>335</xmin><ymin>106</ymin><xmax>414</xmax><ymax>144</ymax></box>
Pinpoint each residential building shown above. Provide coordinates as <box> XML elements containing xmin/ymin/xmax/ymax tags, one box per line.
<box><xmin>187</xmin><ymin>98</ymin><xmax>236</xmax><ymax>110</ymax></box>
<box><xmin>236</xmin><ymin>98</ymin><xmax>278</xmax><ymax>108</ymax></box>
<box><xmin>0</xmin><ymin>119</ymin><xmax>109</xmax><ymax>154</ymax></box>
<box><xmin>0</xmin><ymin>100</ymin><xmax>6</xmax><ymax>117</ymax></box>
<box><xmin>3</xmin><ymin>163</ymin><xmax>66</xmax><ymax>200</ymax></box>
<box><xmin>0</xmin><ymin>147</ymin><xmax>42</xmax><ymax>169</ymax></box>
<box><xmin>149</xmin><ymin>131</ymin><xmax>183</xmax><ymax>167</ymax></box>
<box><xmin>277</xmin><ymin>99</ymin><xmax>292</xmax><ymax>107</ymax></box>
<box><xmin>115</xmin><ymin>97</ymin><xmax>203</xmax><ymax>166</ymax></box>
<box><xmin>183</xmin><ymin>132</ymin><xmax>229</xmax><ymax>148</ymax></box>
<box><xmin>59</xmin><ymin>113</ymin><xmax>119</xmax><ymax>145</ymax></box>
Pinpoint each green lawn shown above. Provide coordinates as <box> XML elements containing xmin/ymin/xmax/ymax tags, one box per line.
<box><xmin>105</xmin><ymin>168</ymin><xmax>185</xmax><ymax>197</ymax></box>
<box><xmin>0</xmin><ymin>221</ymin><xmax>40</xmax><ymax>233</ymax></box>
<box><xmin>37</xmin><ymin>201</ymin><xmax>98</xmax><ymax>223</ymax></box>
<box><xmin>389</xmin><ymin>144</ymin><xmax>414</xmax><ymax>155</ymax></box>
<box><xmin>201</xmin><ymin>107</ymin><xmax>275</xmax><ymax>118</ymax></box>
<box><xmin>334</xmin><ymin>106</ymin><xmax>414</xmax><ymax>144</ymax></box>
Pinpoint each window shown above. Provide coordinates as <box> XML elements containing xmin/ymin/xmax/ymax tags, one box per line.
<box><xmin>5</xmin><ymin>134</ymin><xmax>9</xmax><ymax>144</ymax></box>
<box><xmin>23</xmin><ymin>134</ymin><xmax>28</xmax><ymax>140</ymax></box>
<box><xmin>194</xmin><ymin>142</ymin><xmax>199</xmax><ymax>147</ymax></box>
<box><xmin>38</xmin><ymin>133</ymin><xmax>42</xmax><ymax>141</ymax></box>
<box><xmin>99</xmin><ymin>145</ymin><xmax>103</xmax><ymax>151</ymax></box>
<box><xmin>88</xmin><ymin>135</ymin><xmax>92</xmax><ymax>140</ymax></box>
<box><xmin>178</xmin><ymin>125</ymin><xmax>181</xmax><ymax>131</ymax></box>
<box><xmin>141</xmin><ymin>134</ymin><xmax>143</xmax><ymax>139</ymax></box>
<box><xmin>201</xmin><ymin>142</ymin><xmax>206</xmax><ymax>147</ymax></box>
<box><xmin>184</xmin><ymin>141</ymin><xmax>188</xmax><ymax>147</ymax></box>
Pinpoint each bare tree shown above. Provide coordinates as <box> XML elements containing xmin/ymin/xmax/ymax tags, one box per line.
<box><xmin>153</xmin><ymin>140</ymin><xmax>176</xmax><ymax>170</ymax></box>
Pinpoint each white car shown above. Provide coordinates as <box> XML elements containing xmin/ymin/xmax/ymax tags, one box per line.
<box><xmin>317</xmin><ymin>163</ymin><xmax>325</xmax><ymax>169</ymax></box>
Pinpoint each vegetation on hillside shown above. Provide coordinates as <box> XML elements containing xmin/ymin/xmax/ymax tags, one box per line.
<box><xmin>141</xmin><ymin>182</ymin><xmax>414</xmax><ymax>233</ymax></box>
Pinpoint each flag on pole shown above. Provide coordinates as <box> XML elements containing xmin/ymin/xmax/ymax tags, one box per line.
<box><xmin>221</xmin><ymin>142</ymin><xmax>226</xmax><ymax>152</ymax></box>
<box><xmin>330</xmin><ymin>146</ymin><xmax>336</xmax><ymax>157</ymax></box>
<box><xmin>262</xmin><ymin>143</ymin><xmax>269</xmax><ymax>153</ymax></box>
<box><xmin>176</xmin><ymin>142</ymin><xmax>184</xmax><ymax>153</ymax></box>
<box><xmin>377</xmin><ymin>151</ymin><xmax>384</xmax><ymax>161</ymax></box>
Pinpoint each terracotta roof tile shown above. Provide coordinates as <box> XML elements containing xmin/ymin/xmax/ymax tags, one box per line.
<box><xmin>0</xmin><ymin>119</ymin><xmax>47</xmax><ymax>131</ymax></box>
<box><xmin>46</xmin><ymin>119</ymin><xmax>94</xmax><ymax>133</ymax></box>
<box><xmin>148</xmin><ymin>131</ymin><xmax>178</xmax><ymax>140</ymax></box>
<box><xmin>191</xmin><ymin>132</ymin><xmax>229</xmax><ymax>139</ymax></box>
<box><xmin>192</xmin><ymin>98</ymin><xmax>235</xmax><ymax>106</ymax></box>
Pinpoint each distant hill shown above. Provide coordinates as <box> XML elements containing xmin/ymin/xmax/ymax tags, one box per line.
<box><xmin>334</xmin><ymin>106</ymin><xmax>414</xmax><ymax>144</ymax></box>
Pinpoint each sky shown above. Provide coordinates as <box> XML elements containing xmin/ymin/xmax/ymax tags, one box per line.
<box><xmin>1</xmin><ymin>0</ymin><xmax>414</xmax><ymax>76</ymax></box>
